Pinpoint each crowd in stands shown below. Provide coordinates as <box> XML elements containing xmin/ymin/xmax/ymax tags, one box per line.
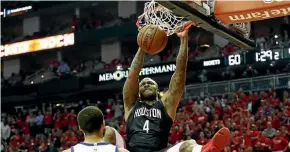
<box><xmin>1</xmin><ymin>2</ymin><xmax>290</xmax><ymax>152</ymax></box>
<box><xmin>2</xmin><ymin>88</ymin><xmax>290</xmax><ymax>152</ymax></box>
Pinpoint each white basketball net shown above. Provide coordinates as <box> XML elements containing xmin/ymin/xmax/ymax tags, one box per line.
<box><xmin>232</xmin><ymin>22</ymin><xmax>251</xmax><ymax>39</ymax></box>
<box><xmin>137</xmin><ymin>0</ymin><xmax>188</xmax><ymax>36</ymax></box>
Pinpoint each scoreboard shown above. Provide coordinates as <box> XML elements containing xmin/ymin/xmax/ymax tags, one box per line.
<box><xmin>191</xmin><ymin>47</ymin><xmax>290</xmax><ymax>69</ymax></box>
<box><xmin>96</xmin><ymin>47</ymin><xmax>290</xmax><ymax>82</ymax></box>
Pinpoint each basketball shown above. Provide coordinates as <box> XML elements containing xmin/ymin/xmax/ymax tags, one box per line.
<box><xmin>137</xmin><ymin>25</ymin><xmax>168</xmax><ymax>55</ymax></box>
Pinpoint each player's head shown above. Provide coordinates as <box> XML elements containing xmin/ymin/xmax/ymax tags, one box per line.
<box><xmin>139</xmin><ymin>77</ymin><xmax>159</xmax><ymax>101</ymax></box>
<box><xmin>77</xmin><ymin>106</ymin><xmax>105</xmax><ymax>137</ymax></box>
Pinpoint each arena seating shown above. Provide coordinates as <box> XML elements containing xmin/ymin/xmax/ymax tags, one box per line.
<box><xmin>1</xmin><ymin>3</ymin><xmax>289</xmax><ymax>152</ymax></box>
<box><xmin>2</xmin><ymin>85</ymin><xmax>289</xmax><ymax>152</ymax></box>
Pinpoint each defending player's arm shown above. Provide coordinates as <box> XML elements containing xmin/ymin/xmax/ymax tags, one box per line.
<box><xmin>162</xmin><ymin>30</ymin><xmax>189</xmax><ymax>120</ymax></box>
<box><xmin>123</xmin><ymin>48</ymin><xmax>145</xmax><ymax>120</ymax></box>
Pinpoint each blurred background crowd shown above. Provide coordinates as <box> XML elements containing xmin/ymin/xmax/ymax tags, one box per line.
<box><xmin>2</xmin><ymin>89</ymin><xmax>290</xmax><ymax>152</ymax></box>
<box><xmin>1</xmin><ymin>1</ymin><xmax>290</xmax><ymax>152</ymax></box>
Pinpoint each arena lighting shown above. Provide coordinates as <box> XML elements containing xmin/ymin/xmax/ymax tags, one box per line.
<box><xmin>0</xmin><ymin>33</ymin><xmax>74</xmax><ymax>57</ymax></box>
<box><xmin>1</xmin><ymin>6</ymin><xmax>32</xmax><ymax>17</ymax></box>
<box><xmin>200</xmin><ymin>44</ymin><xmax>210</xmax><ymax>48</ymax></box>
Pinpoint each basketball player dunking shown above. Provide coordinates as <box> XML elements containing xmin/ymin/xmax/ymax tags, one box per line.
<box><xmin>63</xmin><ymin>106</ymin><xmax>128</xmax><ymax>152</ymax></box>
<box><xmin>123</xmin><ymin>29</ymin><xmax>230</xmax><ymax>152</ymax></box>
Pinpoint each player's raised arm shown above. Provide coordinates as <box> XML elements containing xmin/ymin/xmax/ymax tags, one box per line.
<box><xmin>162</xmin><ymin>30</ymin><xmax>189</xmax><ymax>120</ymax></box>
<box><xmin>123</xmin><ymin>48</ymin><xmax>145</xmax><ymax>120</ymax></box>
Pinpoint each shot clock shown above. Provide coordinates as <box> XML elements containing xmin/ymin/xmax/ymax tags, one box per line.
<box><xmin>255</xmin><ymin>50</ymin><xmax>280</xmax><ymax>62</ymax></box>
<box><xmin>201</xmin><ymin>47</ymin><xmax>290</xmax><ymax>68</ymax></box>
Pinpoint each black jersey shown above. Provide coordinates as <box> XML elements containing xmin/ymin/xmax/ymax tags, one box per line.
<box><xmin>126</xmin><ymin>100</ymin><xmax>173</xmax><ymax>152</ymax></box>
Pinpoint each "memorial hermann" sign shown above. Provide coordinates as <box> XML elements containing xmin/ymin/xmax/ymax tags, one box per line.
<box><xmin>98</xmin><ymin>63</ymin><xmax>176</xmax><ymax>82</ymax></box>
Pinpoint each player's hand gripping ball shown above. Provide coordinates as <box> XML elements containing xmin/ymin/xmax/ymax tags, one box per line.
<box><xmin>137</xmin><ymin>25</ymin><xmax>168</xmax><ymax>55</ymax></box>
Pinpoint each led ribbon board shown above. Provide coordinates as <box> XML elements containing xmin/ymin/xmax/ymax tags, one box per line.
<box><xmin>1</xmin><ymin>33</ymin><xmax>75</xmax><ymax>57</ymax></box>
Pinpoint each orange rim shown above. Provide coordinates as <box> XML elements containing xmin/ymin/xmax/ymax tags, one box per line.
<box><xmin>176</xmin><ymin>21</ymin><xmax>195</xmax><ymax>33</ymax></box>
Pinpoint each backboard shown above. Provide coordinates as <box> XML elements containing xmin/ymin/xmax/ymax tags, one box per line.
<box><xmin>158</xmin><ymin>1</ymin><xmax>256</xmax><ymax>49</ymax></box>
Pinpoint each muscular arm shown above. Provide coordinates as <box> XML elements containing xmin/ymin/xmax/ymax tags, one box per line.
<box><xmin>104</xmin><ymin>126</ymin><xmax>116</xmax><ymax>145</ymax></box>
<box><xmin>162</xmin><ymin>32</ymin><xmax>188</xmax><ymax>120</ymax></box>
<box><xmin>123</xmin><ymin>48</ymin><xmax>145</xmax><ymax>121</ymax></box>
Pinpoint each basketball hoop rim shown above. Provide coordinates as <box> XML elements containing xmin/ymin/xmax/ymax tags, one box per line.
<box><xmin>136</xmin><ymin>15</ymin><xmax>194</xmax><ymax>33</ymax></box>
<box><xmin>136</xmin><ymin>0</ymin><xmax>195</xmax><ymax>35</ymax></box>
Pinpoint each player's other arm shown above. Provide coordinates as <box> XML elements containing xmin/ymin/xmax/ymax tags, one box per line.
<box><xmin>123</xmin><ymin>48</ymin><xmax>145</xmax><ymax>121</ymax></box>
<box><xmin>162</xmin><ymin>30</ymin><xmax>189</xmax><ymax>120</ymax></box>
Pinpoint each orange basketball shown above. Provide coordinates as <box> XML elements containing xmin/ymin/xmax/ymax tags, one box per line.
<box><xmin>137</xmin><ymin>25</ymin><xmax>168</xmax><ymax>55</ymax></box>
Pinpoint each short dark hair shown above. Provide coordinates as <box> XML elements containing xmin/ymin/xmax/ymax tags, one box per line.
<box><xmin>77</xmin><ymin>106</ymin><xmax>104</xmax><ymax>133</ymax></box>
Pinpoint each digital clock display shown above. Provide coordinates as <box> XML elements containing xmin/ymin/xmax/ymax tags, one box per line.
<box><xmin>255</xmin><ymin>50</ymin><xmax>280</xmax><ymax>62</ymax></box>
<box><xmin>186</xmin><ymin>48</ymin><xmax>289</xmax><ymax>69</ymax></box>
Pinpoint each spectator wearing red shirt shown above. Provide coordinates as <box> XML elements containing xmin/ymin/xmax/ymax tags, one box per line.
<box><xmin>222</xmin><ymin>43</ymin><xmax>238</xmax><ymax>55</ymax></box>
<box><xmin>249</xmin><ymin>91</ymin><xmax>259</xmax><ymax>103</ymax></box>
<box><xmin>193</xmin><ymin>110</ymin><xmax>208</xmax><ymax>125</ymax></box>
<box><xmin>270</xmin><ymin>92</ymin><xmax>281</xmax><ymax>107</ymax></box>
<box><xmin>62</xmin><ymin>108</ymin><xmax>69</xmax><ymax>128</ymax></box>
<box><xmin>69</xmin><ymin>132</ymin><xmax>79</xmax><ymax>146</ymax></box>
<box><xmin>231</xmin><ymin>132</ymin><xmax>242</xmax><ymax>152</ymax></box>
<box><xmin>238</xmin><ymin>92</ymin><xmax>249</xmax><ymax>103</ymax></box>
<box><xmin>272</xmin><ymin>131</ymin><xmax>289</xmax><ymax>151</ymax></box>
<box><xmin>255</xmin><ymin>132</ymin><xmax>273</xmax><ymax>151</ymax></box>
<box><xmin>280</xmin><ymin>126</ymin><xmax>290</xmax><ymax>141</ymax></box>
<box><xmin>53</xmin><ymin>110</ymin><xmax>62</xmax><ymax>129</ymax></box>
<box><xmin>169</xmin><ymin>126</ymin><xmax>182</xmax><ymax>144</ymax></box>
<box><xmin>22</xmin><ymin>123</ymin><xmax>30</xmax><ymax>135</ymax></box>
<box><xmin>210</xmin><ymin>114</ymin><xmax>223</xmax><ymax>128</ymax></box>
<box><xmin>43</xmin><ymin>110</ymin><xmax>53</xmax><ymax>133</ymax></box>
<box><xmin>68</xmin><ymin>110</ymin><xmax>77</xmax><ymax>128</ymax></box>
<box><xmin>197</xmin><ymin>132</ymin><xmax>209</xmax><ymax>145</ymax></box>
<box><xmin>271</xmin><ymin>110</ymin><xmax>282</xmax><ymax>130</ymax></box>
<box><xmin>54</xmin><ymin>115</ymin><xmax>62</xmax><ymax>129</ymax></box>
<box><xmin>244</xmin><ymin>130</ymin><xmax>254</xmax><ymax>148</ymax></box>
<box><xmin>9</xmin><ymin>130</ymin><xmax>22</xmax><ymax>148</ymax></box>
<box><xmin>118</xmin><ymin>124</ymin><xmax>126</xmax><ymax>138</ymax></box>
<box><xmin>105</xmin><ymin>109</ymin><xmax>114</xmax><ymax>119</ymax></box>
<box><xmin>224</xmin><ymin>105</ymin><xmax>233</xmax><ymax>116</ymax></box>
<box><xmin>16</xmin><ymin>114</ymin><xmax>24</xmax><ymax>128</ymax></box>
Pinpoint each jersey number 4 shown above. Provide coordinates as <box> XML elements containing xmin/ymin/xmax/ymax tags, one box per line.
<box><xmin>143</xmin><ymin>120</ymin><xmax>149</xmax><ymax>133</ymax></box>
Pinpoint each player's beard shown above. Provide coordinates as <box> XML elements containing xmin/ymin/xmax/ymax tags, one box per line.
<box><xmin>140</xmin><ymin>92</ymin><xmax>157</xmax><ymax>101</ymax></box>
